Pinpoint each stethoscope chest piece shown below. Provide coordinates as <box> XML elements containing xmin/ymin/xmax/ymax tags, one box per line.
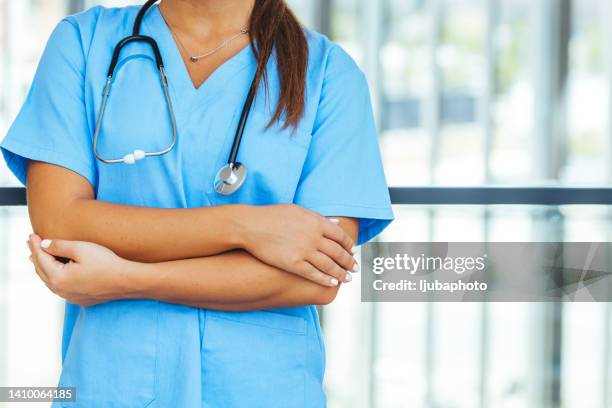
<box><xmin>214</xmin><ymin>163</ymin><xmax>247</xmax><ymax>195</ymax></box>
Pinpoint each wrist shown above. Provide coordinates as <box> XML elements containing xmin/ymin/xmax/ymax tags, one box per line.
<box><xmin>115</xmin><ymin>259</ymin><xmax>150</xmax><ymax>300</ymax></box>
<box><xmin>227</xmin><ymin>204</ymin><xmax>256</xmax><ymax>250</ymax></box>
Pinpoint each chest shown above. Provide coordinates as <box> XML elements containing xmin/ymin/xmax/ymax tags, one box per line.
<box><xmin>84</xmin><ymin>42</ymin><xmax>313</xmax><ymax>209</ymax></box>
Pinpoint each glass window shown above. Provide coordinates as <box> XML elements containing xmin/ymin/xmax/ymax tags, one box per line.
<box><xmin>0</xmin><ymin>0</ymin><xmax>67</xmax><ymax>186</ymax></box>
<box><xmin>2</xmin><ymin>1</ymin><xmax>612</xmax><ymax>408</ymax></box>
<box><xmin>564</xmin><ymin>0</ymin><xmax>609</xmax><ymax>184</ymax></box>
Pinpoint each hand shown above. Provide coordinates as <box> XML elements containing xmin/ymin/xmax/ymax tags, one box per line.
<box><xmin>26</xmin><ymin>234</ymin><xmax>135</xmax><ymax>306</ymax></box>
<box><xmin>240</xmin><ymin>204</ymin><xmax>359</xmax><ymax>287</ymax></box>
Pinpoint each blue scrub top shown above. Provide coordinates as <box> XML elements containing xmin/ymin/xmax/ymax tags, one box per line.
<box><xmin>1</xmin><ymin>5</ymin><xmax>393</xmax><ymax>408</ymax></box>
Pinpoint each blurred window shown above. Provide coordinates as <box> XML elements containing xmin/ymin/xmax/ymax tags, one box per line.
<box><xmin>1</xmin><ymin>2</ymin><xmax>612</xmax><ymax>408</ymax></box>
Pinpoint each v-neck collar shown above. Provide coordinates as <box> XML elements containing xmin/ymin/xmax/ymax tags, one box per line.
<box><xmin>144</xmin><ymin>4</ymin><xmax>255</xmax><ymax>102</ymax></box>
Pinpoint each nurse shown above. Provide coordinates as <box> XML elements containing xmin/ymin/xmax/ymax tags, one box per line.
<box><xmin>1</xmin><ymin>0</ymin><xmax>393</xmax><ymax>407</ymax></box>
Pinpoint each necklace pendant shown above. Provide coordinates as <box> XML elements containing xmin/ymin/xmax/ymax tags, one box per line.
<box><xmin>190</xmin><ymin>56</ymin><xmax>199</xmax><ymax>63</ymax></box>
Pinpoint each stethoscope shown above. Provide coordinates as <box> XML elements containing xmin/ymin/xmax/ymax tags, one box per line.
<box><xmin>93</xmin><ymin>0</ymin><xmax>256</xmax><ymax>195</ymax></box>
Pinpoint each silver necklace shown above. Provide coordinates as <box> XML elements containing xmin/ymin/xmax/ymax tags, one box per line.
<box><xmin>166</xmin><ymin>21</ymin><xmax>249</xmax><ymax>63</ymax></box>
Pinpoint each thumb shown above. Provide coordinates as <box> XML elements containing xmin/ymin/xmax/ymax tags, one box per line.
<box><xmin>39</xmin><ymin>237</ymin><xmax>82</xmax><ymax>262</ymax></box>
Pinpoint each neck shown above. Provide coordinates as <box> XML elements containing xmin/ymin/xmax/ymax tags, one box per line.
<box><xmin>159</xmin><ymin>0</ymin><xmax>254</xmax><ymax>36</ymax></box>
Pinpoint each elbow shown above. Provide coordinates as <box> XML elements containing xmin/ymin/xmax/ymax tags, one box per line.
<box><xmin>29</xmin><ymin>214</ymin><xmax>56</xmax><ymax>238</ymax></box>
<box><xmin>29</xmin><ymin>206</ymin><xmax>74</xmax><ymax>240</ymax></box>
<box><xmin>32</xmin><ymin>218</ymin><xmax>58</xmax><ymax>238</ymax></box>
<box><xmin>313</xmin><ymin>286</ymin><xmax>340</xmax><ymax>306</ymax></box>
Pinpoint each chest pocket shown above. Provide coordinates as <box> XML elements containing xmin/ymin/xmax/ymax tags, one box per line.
<box><xmin>206</xmin><ymin>110</ymin><xmax>311</xmax><ymax>206</ymax></box>
<box><xmin>94</xmin><ymin>54</ymin><xmax>180</xmax><ymax>207</ymax></box>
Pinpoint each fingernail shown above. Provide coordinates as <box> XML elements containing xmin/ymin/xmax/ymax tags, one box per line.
<box><xmin>41</xmin><ymin>239</ymin><xmax>52</xmax><ymax>249</ymax></box>
<box><xmin>345</xmin><ymin>273</ymin><xmax>352</xmax><ymax>283</ymax></box>
<box><xmin>353</xmin><ymin>263</ymin><xmax>360</xmax><ymax>273</ymax></box>
<box><xmin>329</xmin><ymin>218</ymin><xmax>340</xmax><ymax>224</ymax></box>
<box><xmin>330</xmin><ymin>278</ymin><xmax>339</xmax><ymax>286</ymax></box>
<box><xmin>351</xmin><ymin>246</ymin><xmax>357</xmax><ymax>255</ymax></box>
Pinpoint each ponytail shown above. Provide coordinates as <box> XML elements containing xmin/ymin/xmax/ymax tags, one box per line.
<box><xmin>248</xmin><ymin>0</ymin><xmax>308</xmax><ymax>129</ymax></box>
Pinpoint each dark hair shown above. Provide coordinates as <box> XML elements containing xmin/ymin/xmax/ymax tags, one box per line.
<box><xmin>248</xmin><ymin>0</ymin><xmax>308</xmax><ymax>129</ymax></box>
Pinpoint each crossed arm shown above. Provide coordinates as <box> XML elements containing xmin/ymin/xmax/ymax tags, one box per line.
<box><xmin>26</xmin><ymin>161</ymin><xmax>360</xmax><ymax>310</ymax></box>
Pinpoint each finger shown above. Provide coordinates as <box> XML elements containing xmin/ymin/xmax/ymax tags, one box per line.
<box><xmin>300</xmin><ymin>261</ymin><xmax>341</xmax><ymax>287</ymax></box>
<box><xmin>36</xmin><ymin>236</ymin><xmax>81</xmax><ymax>262</ymax></box>
<box><xmin>28</xmin><ymin>235</ymin><xmax>66</xmax><ymax>277</ymax></box>
<box><xmin>322</xmin><ymin>221</ymin><xmax>354</xmax><ymax>253</ymax></box>
<box><xmin>308</xmin><ymin>252</ymin><xmax>352</xmax><ymax>283</ymax></box>
<box><xmin>319</xmin><ymin>238</ymin><xmax>358</xmax><ymax>273</ymax></box>
<box><xmin>27</xmin><ymin>239</ymin><xmax>49</xmax><ymax>281</ymax></box>
<box><xmin>30</xmin><ymin>253</ymin><xmax>52</xmax><ymax>287</ymax></box>
<box><xmin>28</xmin><ymin>246</ymin><xmax>59</xmax><ymax>294</ymax></box>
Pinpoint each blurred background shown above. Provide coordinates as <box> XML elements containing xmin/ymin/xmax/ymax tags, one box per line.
<box><xmin>1</xmin><ymin>0</ymin><xmax>612</xmax><ymax>407</ymax></box>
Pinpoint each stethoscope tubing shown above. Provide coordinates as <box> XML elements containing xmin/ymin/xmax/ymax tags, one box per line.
<box><xmin>134</xmin><ymin>0</ymin><xmax>158</xmax><ymax>37</ymax></box>
<box><xmin>94</xmin><ymin>0</ymin><xmax>255</xmax><ymax>195</ymax></box>
<box><xmin>93</xmin><ymin>66</ymin><xmax>178</xmax><ymax>164</ymax></box>
<box><xmin>228</xmin><ymin>76</ymin><xmax>258</xmax><ymax>166</ymax></box>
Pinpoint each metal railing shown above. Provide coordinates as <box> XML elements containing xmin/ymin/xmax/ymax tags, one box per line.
<box><xmin>1</xmin><ymin>186</ymin><xmax>612</xmax><ymax>206</ymax></box>
<box><xmin>0</xmin><ymin>187</ymin><xmax>25</xmax><ymax>206</ymax></box>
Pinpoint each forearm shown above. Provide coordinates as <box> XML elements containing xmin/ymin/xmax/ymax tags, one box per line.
<box><xmin>27</xmin><ymin>161</ymin><xmax>250</xmax><ymax>262</ymax></box>
<box><xmin>126</xmin><ymin>250</ymin><xmax>339</xmax><ymax>311</ymax></box>
<box><xmin>37</xmin><ymin>198</ymin><xmax>249</xmax><ymax>262</ymax></box>
<box><xmin>27</xmin><ymin>162</ymin><xmax>358</xmax><ymax>287</ymax></box>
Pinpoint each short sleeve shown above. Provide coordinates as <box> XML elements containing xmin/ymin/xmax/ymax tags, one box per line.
<box><xmin>0</xmin><ymin>19</ymin><xmax>96</xmax><ymax>187</ymax></box>
<box><xmin>294</xmin><ymin>46</ymin><xmax>394</xmax><ymax>245</ymax></box>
